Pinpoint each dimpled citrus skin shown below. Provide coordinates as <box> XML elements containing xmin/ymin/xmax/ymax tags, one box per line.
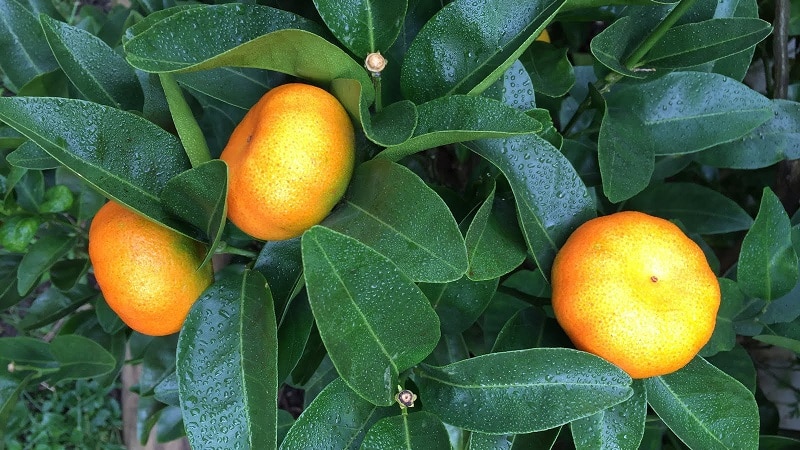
<box><xmin>551</xmin><ymin>211</ymin><xmax>720</xmax><ymax>379</ymax></box>
<box><xmin>221</xmin><ymin>83</ymin><xmax>356</xmax><ymax>241</ymax></box>
<box><xmin>88</xmin><ymin>201</ymin><xmax>213</xmax><ymax>336</ymax></box>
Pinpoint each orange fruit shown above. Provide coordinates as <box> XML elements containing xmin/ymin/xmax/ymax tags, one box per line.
<box><xmin>88</xmin><ymin>201</ymin><xmax>213</xmax><ymax>336</ymax></box>
<box><xmin>220</xmin><ymin>83</ymin><xmax>355</xmax><ymax>241</ymax></box>
<box><xmin>551</xmin><ymin>211</ymin><xmax>720</xmax><ymax>379</ymax></box>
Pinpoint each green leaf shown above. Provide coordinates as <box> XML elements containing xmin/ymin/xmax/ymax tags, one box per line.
<box><xmin>700</xmin><ymin>278</ymin><xmax>743</xmax><ymax>357</ymax></box>
<box><xmin>302</xmin><ymin>226</ymin><xmax>441</xmax><ymax>406</ymax></box>
<box><xmin>324</xmin><ymin>159</ymin><xmax>468</xmax><ymax>283</ymax></box>
<box><xmin>695</xmin><ymin>99</ymin><xmax>800</xmax><ymax>169</ymax></box>
<box><xmin>0</xmin><ymin>372</ymin><xmax>35</xmax><ymax>435</ymax></box>
<box><xmin>39</xmin><ymin>184</ymin><xmax>74</xmax><ymax>213</ymax></box>
<box><xmin>19</xmin><ymin>285</ymin><xmax>94</xmax><ymax>331</ymax></box>
<box><xmin>420</xmin><ymin>276</ymin><xmax>498</xmax><ymax>334</ymax></box>
<box><xmin>492</xmin><ymin>306</ymin><xmax>571</xmax><ymax>352</ymax></box>
<box><xmin>571</xmin><ymin>380</ymin><xmax>646</xmax><ymax>450</ymax></box>
<box><xmin>177</xmin><ymin>270</ymin><xmax>278</xmax><ymax>449</ymax></box>
<box><xmin>277</xmin><ymin>292</ymin><xmax>315</xmax><ymax>384</ymax></box>
<box><xmin>589</xmin><ymin>16</ymin><xmax>650</xmax><ymax>79</ymax></box>
<box><xmin>643</xmin><ymin>18</ymin><xmax>772</xmax><ymax>69</ymax></box>
<box><xmin>626</xmin><ymin>182</ymin><xmax>753</xmax><ymax>234</ymax></box>
<box><xmin>705</xmin><ymin>345</ymin><xmax>756</xmax><ymax>394</ymax></box>
<box><xmin>401</xmin><ymin>0</ymin><xmax>565</xmax><ymax>103</ymax></box>
<box><xmin>39</xmin><ymin>14</ymin><xmax>143</xmax><ymax>110</ymax></box>
<box><xmin>760</xmin><ymin>436</ymin><xmax>800</xmax><ymax>449</ymax></box>
<box><xmin>6</xmin><ymin>141</ymin><xmax>59</xmax><ymax>169</ymax></box>
<box><xmin>738</xmin><ymin>188</ymin><xmax>799</xmax><ymax>301</ymax></box>
<box><xmin>599</xmin><ymin>71</ymin><xmax>772</xmax><ymax>201</ymax></box>
<box><xmin>0</xmin><ymin>96</ymin><xmax>196</xmax><ymax>238</ymax></box>
<box><xmin>280</xmin><ymin>378</ymin><xmax>394</xmax><ymax>450</ymax></box>
<box><xmin>417</xmin><ymin>348</ymin><xmax>632</xmax><ymax>433</ymax></box>
<box><xmin>644</xmin><ymin>357</ymin><xmax>759</xmax><ymax>450</ymax></box>
<box><xmin>465</xmin><ymin>186</ymin><xmax>527</xmax><ymax>281</ymax></box>
<box><xmin>522</xmin><ymin>41</ymin><xmax>576</xmax><ymax>97</ymax></box>
<box><xmin>0</xmin><ymin>336</ymin><xmax>56</xmax><ymax>369</ymax></box>
<box><xmin>176</xmin><ymin>67</ymin><xmax>281</xmax><ymax>111</ymax></box>
<box><xmin>0</xmin><ymin>255</ymin><xmax>25</xmax><ymax>309</ymax></box>
<box><xmin>153</xmin><ymin>375</ymin><xmax>179</xmax><ymax>407</ymax></box>
<box><xmin>13</xmin><ymin>168</ymin><xmax>43</xmax><ymax>212</ymax></box>
<box><xmin>160</xmin><ymin>73</ymin><xmax>210</xmax><ymax>167</ymax></box>
<box><xmin>482</xmin><ymin>60</ymin><xmax>537</xmax><ymax>112</ymax></box>
<box><xmin>361</xmin><ymin>411</ymin><xmax>451</xmax><ymax>450</ymax></box>
<box><xmin>161</xmin><ymin>160</ymin><xmax>228</xmax><ymax>266</ymax></box>
<box><xmin>17</xmin><ymin>230</ymin><xmax>77</xmax><ymax>295</ymax></box>
<box><xmin>464</xmin><ymin>134</ymin><xmax>595</xmax><ymax>278</ymax></box>
<box><xmin>253</xmin><ymin>237</ymin><xmax>304</xmax><ymax>319</ymax></box>
<box><xmin>0</xmin><ymin>0</ymin><xmax>58</xmax><ymax>90</ymax></box>
<box><xmin>137</xmin><ymin>335</ymin><xmax>178</xmax><ymax>397</ymax></box>
<box><xmin>313</xmin><ymin>0</ymin><xmax>407</xmax><ymax>55</ymax></box>
<box><xmin>467</xmin><ymin>428</ymin><xmax>562</xmax><ymax>450</ymax></box>
<box><xmin>377</xmin><ymin>95</ymin><xmax>541</xmax><ymax>161</ymax></box>
<box><xmin>46</xmin><ymin>334</ymin><xmax>116</xmax><ymax>384</ymax></box>
<box><xmin>0</xmin><ymin>215</ymin><xmax>40</xmax><ymax>253</ymax></box>
<box><xmin>0</xmin><ymin>126</ymin><xmax>26</xmax><ymax>149</ymax></box>
<box><xmin>753</xmin><ymin>321</ymin><xmax>800</xmax><ymax>353</ymax></box>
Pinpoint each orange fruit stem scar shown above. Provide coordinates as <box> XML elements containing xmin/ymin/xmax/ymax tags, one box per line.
<box><xmin>551</xmin><ymin>211</ymin><xmax>720</xmax><ymax>379</ymax></box>
<box><xmin>88</xmin><ymin>201</ymin><xmax>213</xmax><ymax>336</ymax></box>
<box><xmin>221</xmin><ymin>83</ymin><xmax>356</xmax><ymax>241</ymax></box>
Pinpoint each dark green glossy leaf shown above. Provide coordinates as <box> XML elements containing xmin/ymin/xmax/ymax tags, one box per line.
<box><xmin>599</xmin><ymin>71</ymin><xmax>772</xmax><ymax>201</ymax></box>
<box><xmin>738</xmin><ymin>188</ymin><xmax>799</xmax><ymax>301</ymax></box>
<box><xmin>277</xmin><ymin>292</ymin><xmax>315</xmax><ymax>384</ymax></box>
<box><xmin>401</xmin><ymin>0</ymin><xmax>565</xmax><ymax>103</ymax></box>
<box><xmin>0</xmin><ymin>336</ymin><xmax>56</xmax><ymax>369</ymax></box>
<box><xmin>0</xmin><ymin>126</ymin><xmax>26</xmax><ymax>149</ymax></box>
<box><xmin>760</xmin><ymin>436</ymin><xmax>800</xmax><ymax>449</ymax></box>
<box><xmin>361</xmin><ymin>411</ymin><xmax>451</xmax><ymax>450</ymax></box>
<box><xmin>502</xmin><ymin>269</ymin><xmax>551</xmax><ymax>298</ymax></box>
<box><xmin>14</xmin><ymin>169</ymin><xmax>43</xmax><ymax>212</ymax></box>
<box><xmin>313</xmin><ymin>0</ymin><xmax>407</xmax><ymax>55</ymax></box>
<box><xmin>254</xmin><ymin>237</ymin><xmax>303</xmax><ymax>319</ymax></box>
<box><xmin>138</xmin><ymin>335</ymin><xmax>178</xmax><ymax>397</ymax></box>
<box><xmin>17</xmin><ymin>231</ymin><xmax>77</xmax><ymax>295</ymax></box>
<box><xmin>378</xmin><ymin>95</ymin><xmax>540</xmax><ymax>161</ymax></box>
<box><xmin>94</xmin><ymin>294</ymin><xmax>126</xmax><ymax>335</ymax></box>
<box><xmin>571</xmin><ymin>380</ymin><xmax>646</xmax><ymax>450</ymax></box>
<box><xmin>0</xmin><ymin>96</ymin><xmax>195</xmax><ymax>238</ymax></box>
<box><xmin>178</xmin><ymin>270</ymin><xmax>278</xmax><ymax>449</ymax></box>
<box><xmin>40</xmin><ymin>14</ymin><xmax>143</xmax><ymax>110</ymax></box>
<box><xmin>695</xmin><ymin>99</ymin><xmax>800</xmax><ymax>169</ymax></box>
<box><xmin>5</xmin><ymin>141</ymin><xmax>59</xmax><ymax>169</ymax></box>
<box><xmin>465</xmin><ymin>186</ymin><xmax>527</xmax><ymax>281</ymax></box>
<box><xmin>427</xmin><ymin>333</ymin><xmax>469</xmax><ymax>367</ymax></box>
<box><xmin>0</xmin><ymin>0</ymin><xmax>58</xmax><ymax>90</ymax></box>
<box><xmin>418</xmin><ymin>348</ymin><xmax>632</xmax><ymax>433</ymax></box>
<box><xmin>19</xmin><ymin>285</ymin><xmax>94</xmax><ymax>331</ymax></box>
<box><xmin>522</xmin><ymin>41</ymin><xmax>576</xmax><ymax>97</ymax></box>
<box><xmin>464</xmin><ymin>134</ymin><xmax>595</xmax><ymax>278</ymax></box>
<box><xmin>324</xmin><ymin>159</ymin><xmax>468</xmax><ymax>283</ymax></box>
<box><xmin>176</xmin><ymin>67</ymin><xmax>282</xmax><ymax>111</ymax></box>
<box><xmin>46</xmin><ymin>334</ymin><xmax>116</xmax><ymax>384</ymax></box>
<box><xmin>705</xmin><ymin>345</ymin><xmax>756</xmax><ymax>393</ymax></box>
<box><xmin>467</xmin><ymin>428</ymin><xmax>562</xmax><ymax>450</ymax></box>
<box><xmin>492</xmin><ymin>306</ymin><xmax>571</xmax><ymax>352</ymax></box>
<box><xmin>420</xmin><ymin>276</ymin><xmax>498</xmax><ymax>334</ymax></box>
<box><xmin>482</xmin><ymin>60</ymin><xmax>537</xmax><ymax>112</ymax></box>
<box><xmin>277</xmin><ymin>409</ymin><xmax>294</xmax><ymax>446</ymax></box>
<box><xmin>643</xmin><ymin>18</ymin><xmax>771</xmax><ymax>69</ymax></box>
<box><xmin>290</xmin><ymin>330</ymin><xmax>329</xmax><ymax>390</ymax></box>
<box><xmin>0</xmin><ymin>255</ymin><xmax>25</xmax><ymax>309</ymax></box>
<box><xmin>644</xmin><ymin>357</ymin><xmax>759</xmax><ymax>450</ymax></box>
<box><xmin>280</xmin><ymin>378</ymin><xmax>394</xmax><ymax>450</ymax></box>
<box><xmin>626</xmin><ymin>182</ymin><xmax>753</xmax><ymax>234</ymax></box>
<box><xmin>161</xmin><ymin>160</ymin><xmax>228</xmax><ymax>266</ymax></box>
<box><xmin>302</xmin><ymin>226</ymin><xmax>440</xmax><ymax>405</ymax></box>
<box><xmin>154</xmin><ymin>372</ymin><xmax>179</xmax><ymax>407</ymax></box>
<box><xmin>753</xmin><ymin>321</ymin><xmax>800</xmax><ymax>353</ymax></box>
<box><xmin>360</xmin><ymin>99</ymin><xmax>418</xmax><ymax>147</ymax></box>
<box><xmin>590</xmin><ymin>16</ymin><xmax>649</xmax><ymax>79</ymax></box>
<box><xmin>700</xmin><ymin>278</ymin><xmax>742</xmax><ymax>357</ymax></box>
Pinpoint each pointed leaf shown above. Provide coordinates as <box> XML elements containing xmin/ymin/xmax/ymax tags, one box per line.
<box><xmin>0</xmin><ymin>97</ymin><xmax>195</xmax><ymax>238</ymax></box>
<box><xmin>626</xmin><ymin>182</ymin><xmax>753</xmax><ymax>234</ymax></box>
<box><xmin>695</xmin><ymin>99</ymin><xmax>800</xmax><ymax>169</ymax></box>
<box><xmin>276</xmin><ymin>292</ymin><xmax>315</xmax><ymax>383</ymax></box>
<box><xmin>17</xmin><ymin>230</ymin><xmax>77</xmax><ymax>295</ymax></box>
<box><xmin>302</xmin><ymin>226</ymin><xmax>441</xmax><ymax>406</ymax></box>
<box><xmin>417</xmin><ymin>348</ymin><xmax>632</xmax><ymax>433</ymax></box>
<box><xmin>361</xmin><ymin>411</ymin><xmax>451</xmax><ymax>450</ymax></box>
<box><xmin>482</xmin><ymin>60</ymin><xmax>537</xmax><ymax>112</ymax></box>
<box><xmin>644</xmin><ymin>357</ymin><xmax>759</xmax><ymax>450</ymax></box>
<box><xmin>281</xmin><ymin>378</ymin><xmax>395</xmax><ymax>450</ymax></box>
<box><xmin>643</xmin><ymin>18</ymin><xmax>772</xmax><ymax>69</ymax></box>
<box><xmin>313</xmin><ymin>0</ymin><xmax>408</xmax><ymax>55</ymax></box>
<box><xmin>178</xmin><ymin>270</ymin><xmax>278</xmax><ymax>449</ymax></box>
<box><xmin>47</xmin><ymin>334</ymin><xmax>116</xmax><ymax>384</ymax></box>
<box><xmin>40</xmin><ymin>14</ymin><xmax>143</xmax><ymax>110</ymax></box>
<box><xmin>571</xmin><ymin>380</ymin><xmax>646</xmax><ymax>450</ymax></box>
<box><xmin>161</xmin><ymin>160</ymin><xmax>228</xmax><ymax>266</ymax></box>
<box><xmin>0</xmin><ymin>0</ymin><xmax>58</xmax><ymax>90</ymax></box>
<box><xmin>377</xmin><ymin>95</ymin><xmax>541</xmax><ymax>161</ymax></box>
<box><xmin>464</xmin><ymin>186</ymin><xmax>527</xmax><ymax>281</ymax></box>
<box><xmin>590</xmin><ymin>16</ymin><xmax>649</xmax><ymax>79</ymax></box>
<box><xmin>6</xmin><ymin>141</ymin><xmax>59</xmax><ymax>169</ymax></box>
<box><xmin>464</xmin><ymin>134</ymin><xmax>595</xmax><ymax>278</ymax></box>
<box><xmin>401</xmin><ymin>0</ymin><xmax>565</xmax><ymax>103</ymax></box>
<box><xmin>738</xmin><ymin>188</ymin><xmax>799</xmax><ymax>301</ymax></box>
<box><xmin>324</xmin><ymin>159</ymin><xmax>468</xmax><ymax>283</ymax></box>
<box><xmin>19</xmin><ymin>285</ymin><xmax>94</xmax><ymax>331</ymax></box>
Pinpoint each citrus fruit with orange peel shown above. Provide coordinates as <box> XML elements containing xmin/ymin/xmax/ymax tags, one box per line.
<box><xmin>551</xmin><ymin>211</ymin><xmax>720</xmax><ymax>379</ymax></box>
<box><xmin>88</xmin><ymin>201</ymin><xmax>213</xmax><ymax>336</ymax></box>
<box><xmin>221</xmin><ymin>83</ymin><xmax>356</xmax><ymax>241</ymax></box>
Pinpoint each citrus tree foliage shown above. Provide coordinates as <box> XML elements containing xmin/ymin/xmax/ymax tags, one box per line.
<box><xmin>1</xmin><ymin>0</ymin><xmax>799</xmax><ymax>448</ymax></box>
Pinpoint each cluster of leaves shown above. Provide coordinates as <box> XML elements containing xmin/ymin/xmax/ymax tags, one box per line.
<box><xmin>1</xmin><ymin>0</ymin><xmax>800</xmax><ymax>448</ymax></box>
